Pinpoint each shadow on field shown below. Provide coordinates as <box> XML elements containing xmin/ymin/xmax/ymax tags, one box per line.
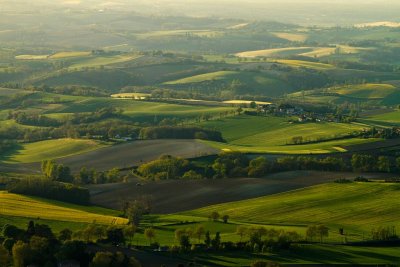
<box><xmin>89</xmin><ymin>171</ymin><xmax>391</xmax><ymax>213</ymax></box>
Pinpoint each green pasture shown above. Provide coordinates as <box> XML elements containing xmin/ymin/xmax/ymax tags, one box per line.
<box><xmin>0</xmin><ymin>192</ymin><xmax>127</xmax><ymax>226</ymax></box>
<box><xmin>2</xmin><ymin>138</ymin><xmax>107</xmax><ymax>163</ymax></box>
<box><xmin>183</xmin><ymin>183</ymin><xmax>400</xmax><ymax>238</ymax></box>
<box><xmin>199</xmin><ymin>115</ymin><xmax>373</xmax><ymax>153</ymax></box>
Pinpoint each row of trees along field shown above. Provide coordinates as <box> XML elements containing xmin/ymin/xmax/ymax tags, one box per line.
<box><xmin>0</xmin><ymin>113</ymin><xmax>224</xmax><ymax>143</ymax></box>
<box><xmin>136</xmin><ymin>152</ymin><xmax>400</xmax><ymax>180</ymax></box>
<box><xmin>41</xmin><ymin>160</ymin><xmax>124</xmax><ymax>185</ymax></box>
<box><xmin>0</xmin><ymin>221</ymin><xmax>141</xmax><ymax>267</ymax></box>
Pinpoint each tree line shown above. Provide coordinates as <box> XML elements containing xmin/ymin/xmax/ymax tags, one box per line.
<box><xmin>41</xmin><ymin>160</ymin><xmax>125</xmax><ymax>185</ymax></box>
<box><xmin>7</xmin><ymin>178</ymin><xmax>90</xmax><ymax>205</ymax></box>
<box><xmin>0</xmin><ymin>221</ymin><xmax>141</xmax><ymax>267</ymax></box>
<box><xmin>139</xmin><ymin>126</ymin><xmax>224</xmax><ymax>142</ymax></box>
<box><xmin>136</xmin><ymin>152</ymin><xmax>400</xmax><ymax>180</ymax></box>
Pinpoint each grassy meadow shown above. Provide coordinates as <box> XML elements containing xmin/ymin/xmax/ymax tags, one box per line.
<box><xmin>181</xmin><ymin>183</ymin><xmax>400</xmax><ymax>240</ymax></box>
<box><xmin>2</xmin><ymin>139</ymin><xmax>107</xmax><ymax>163</ymax></box>
<box><xmin>0</xmin><ymin>192</ymin><xmax>127</xmax><ymax>227</ymax></box>
<box><xmin>199</xmin><ymin>115</ymin><xmax>374</xmax><ymax>154</ymax></box>
<box><xmin>288</xmin><ymin>83</ymin><xmax>400</xmax><ymax>105</ymax></box>
<box><xmin>368</xmin><ymin>110</ymin><xmax>400</xmax><ymax>124</ymax></box>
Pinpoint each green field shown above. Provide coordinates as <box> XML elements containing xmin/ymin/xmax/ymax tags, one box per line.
<box><xmin>0</xmin><ymin>192</ymin><xmax>127</xmax><ymax>226</ymax></box>
<box><xmin>3</xmin><ymin>139</ymin><xmax>107</xmax><ymax>163</ymax></box>
<box><xmin>199</xmin><ymin>115</ymin><xmax>373</xmax><ymax>153</ymax></box>
<box><xmin>275</xmin><ymin>59</ymin><xmax>335</xmax><ymax>70</ymax></box>
<box><xmin>368</xmin><ymin>110</ymin><xmax>400</xmax><ymax>124</ymax></box>
<box><xmin>164</xmin><ymin>71</ymin><xmax>238</xmax><ymax>84</ymax></box>
<box><xmin>164</xmin><ymin>70</ymin><xmax>292</xmax><ymax>96</ymax></box>
<box><xmin>235</xmin><ymin>47</ymin><xmax>314</xmax><ymax>58</ymax></box>
<box><xmin>136</xmin><ymin>30</ymin><xmax>221</xmax><ymax>39</ymax></box>
<box><xmin>1</xmin><ymin>91</ymin><xmax>234</xmax><ymax>121</ymax></box>
<box><xmin>332</xmin><ymin>83</ymin><xmax>398</xmax><ymax>99</ymax></box>
<box><xmin>288</xmin><ymin>83</ymin><xmax>400</xmax><ymax>105</ymax></box>
<box><xmin>49</xmin><ymin>51</ymin><xmax>92</xmax><ymax>59</ymax></box>
<box><xmin>183</xmin><ymin>183</ymin><xmax>400</xmax><ymax>238</ymax></box>
<box><xmin>189</xmin><ymin>245</ymin><xmax>400</xmax><ymax>266</ymax></box>
<box><xmin>235</xmin><ymin>46</ymin><xmax>371</xmax><ymax>59</ymax></box>
<box><xmin>67</xmin><ymin>54</ymin><xmax>142</xmax><ymax>69</ymax></box>
<box><xmin>271</xmin><ymin>32</ymin><xmax>309</xmax><ymax>42</ymax></box>
<box><xmin>56</xmin><ymin>97</ymin><xmax>234</xmax><ymax>118</ymax></box>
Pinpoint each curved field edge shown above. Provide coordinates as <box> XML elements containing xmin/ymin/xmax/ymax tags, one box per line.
<box><xmin>181</xmin><ymin>183</ymin><xmax>400</xmax><ymax>233</ymax></box>
<box><xmin>0</xmin><ymin>191</ymin><xmax>127</xmax><ymax>225</ymax></box>
<box><xmin>3</xmin><ymin>138</ymin><xmax>108</xmax><ymax>164</ymax></box>
<box><xmin>201</xmin><ymin>138</ymin><xmax>380</xmax><ymax>154</ymax></box>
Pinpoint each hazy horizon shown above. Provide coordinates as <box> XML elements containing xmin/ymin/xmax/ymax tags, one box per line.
<box><xmin>1</xmin><ymin>0</ymin><xmax>399</xmax><ymax>25</ymax></box>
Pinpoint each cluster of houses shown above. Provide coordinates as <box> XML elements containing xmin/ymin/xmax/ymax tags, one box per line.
<box><xmin>259</xmin><ymin>103</ymin><xmax>340</xmax><ymax>123</ymax></box>
<box><xmin>260</xmin><ymin>103</ymin><xmax>303</xmax><ymax>115</ymax></box>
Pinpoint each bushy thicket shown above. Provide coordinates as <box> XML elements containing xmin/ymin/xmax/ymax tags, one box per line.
<box><xmin>0</xmin><ymin>140</ymin><xmax>16</xmax><ymax>154</ymax></box>
<box><xmin>7</xmin><ymin>178</ymin><xmax>90</xmax><ymax>205</ymax></box>
<box><xmin>137</xmin><ymin>155</ymin><xmax>191</xmax><ymax>180</ymax></box>
<box><xmin>136</xmin><ymin>152</ymin><xmax>400</xmax><ymax>180</ymax></box>
<box><xmin>139</xmin><ymin>126</ymin><xmax>224</xmax><ymax>142</ymax></box>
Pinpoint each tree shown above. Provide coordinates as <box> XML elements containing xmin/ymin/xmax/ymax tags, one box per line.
<box><xmin>306</xmin><ymin>225</ymin><xmax>317</xmax><ymax>242</ymax></box>
<box><xmin>174</xmin><ymin>229</ymin><xmax>186</xmax><ymax>243</ymax></box>
<box><xmin>144</xmin><ymin>228</ymin><xmax>156</xmax><ymax>245</ymax></box>
<box><xmin>123</xmin><ymin>225</ymin><xmax>137</xmax><ymax>244</ymax></box>
<box><xmin>106</xmin><ymin>227</ymin><xmax>124</xmax><ymax>245</ymax></box>
<box><xmin>211</xmin><ymin>232</ymin><xmax>221</xmax><ymax>250</ymax></box>
<box><xmin>3</xmin><ymin>224</ymin><xmax>24</xmax><ymax>240</ymax></box>
<box><xmin>396</xmin><ymin>157</ymin><xmax>400</xmax><ymax>172</ymax></box>
<box><xmin>29</xmin><ymin>236</ymin><xmax>51</xmax><ymax>265</ymax></box>
<box><xmin>351</xmin><ymin>154</ymin><xmax>375</xmax><ymax>172</ymax></box>
<box><xmin>248</xmin><ymin>227</ymin><xmax>266</xmax><ymax>247</ymax></box>
<box><xmin>194</xmin><ymin>225</ymin><xmax>205</xmax><ymax>243</ymax></box>
<box><xmin>182</xmin><ymin>170</ymin><xmax>203</xmax><ymax>179</ymax></box>
<box><xmin>59</xmin><ymin>228</ymin><xmax>73</xmax><ymax>242</ymax></box>
<box><xmin>252</xmin><ymin>261</ymin><xmax>280</xmax><ymax>267</ymax></box>
<box><xmin>26</xmin><ymin>221</ymin><xmax>35</xmax><ymax>237</ymax></box>
<box><xmin>237</xmin><ymin>107</ymin><xmax>243</xmax><ymax>115</ymax></box>
<box><xmin>124</xmin><ymin>201</ymin><xmax>145</xmax><ymax>226</ymax></box>
<box><xmin>204</xmin><ymin>231</ymin><xmax>211</xmax><ymax>247</ymax></box>
<box><xmin>248</xmin><ymin>157</ymin><xmax>269</xmax><ymax>177</ymax></box>
<box><xmin>377</xmin><ymin>156</ymin><xmax>391</xmax><ymax>172</ymax></box>
<box><xmin>12</xmin><ymin>241</ymin><xmax>31</xmax><ymax>267</ymax></box>
<box><xmin>90</xmin><ymin>251</ymin><xmax>113</xmax><ymax>267</ymax></box>
<box><xmin>250</xmin><ymin>101</ymin><xmax>257</xmax><ymax>109</ymax></box>
<box><xmin>78</xmin><ymin>167</ymin><xmax>91</xmax><ymax>184</ymax></box>
<box><xmin>0</xmin><ymin>245</ymin><xmax>9</xmax><ymax>267</ymax></box>
<box><xmin>209</xmin><ymin>211</ymin><xmax>220</xmax><ymax>222</ymax></box>
<box><xmin>236</xmin><ymin>226</ymin><xmax>248</xmax><ymax>242</ymax></box>
<box><xmin>55</xmin><ymin>240</ymin><xmax>88</xmax><ymax>263</ymax></box>
<box><xmin>34</xmin><ymin>224</ymin><xmax>54</xmax><ymax>239</ymax></box>
<box><xmin>222</xmin><ymin>215</ymin><xmax>229</xmax><ymax>224</ymax></box>
<box><xmin>41</xmin><ymin>160</ymin><xmax>73</xmax><ymax>182</ymax></box>
<box><xmin>316</xmin><ymin>225</ymin><xmax>329</xmax><ymax>243</ymax></box>
<box><xmin>179</xmin><ymin>235</ymin><xmax>191</xmax><ymax>251</ymax></box>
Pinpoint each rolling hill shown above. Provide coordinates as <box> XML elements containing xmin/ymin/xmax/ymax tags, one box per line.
<box><xmin>199</xmin><ymin>115</ymin><xmax>374</xmax><ymax>154</ymax></box>
<box><xmin>183</xmin><ymin>182</ymin><xmax>400</xmax><ymax>234</ymax></box>
<box><xmin>0</xmin><ymin>191</ymin><xmax>127</xmax><ymax>229</ymax></box>
<box><xmin>2</xmin><ymin>138</ymin><xmax>107</xmax><ymax>164</ymax></box>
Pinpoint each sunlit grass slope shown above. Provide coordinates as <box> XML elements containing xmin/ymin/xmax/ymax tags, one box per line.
<box><xmin>199</xmin><ymin>115</ymin><xmax>372</xmax><ymax>153</ymax></box>
<box><xmin>0</xmin><ymin>192</ymin><xmax>127</xmax><ymax>225</ymax></box>
<box><xmin>183</xmin><ymin>183</ymin><xmax>400</xmax><ymax>233</ymax></box>
<box><xmin>5</xmin><ymin>138</ymin><xmax>107</xmax><ymax>163</ymax></box>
